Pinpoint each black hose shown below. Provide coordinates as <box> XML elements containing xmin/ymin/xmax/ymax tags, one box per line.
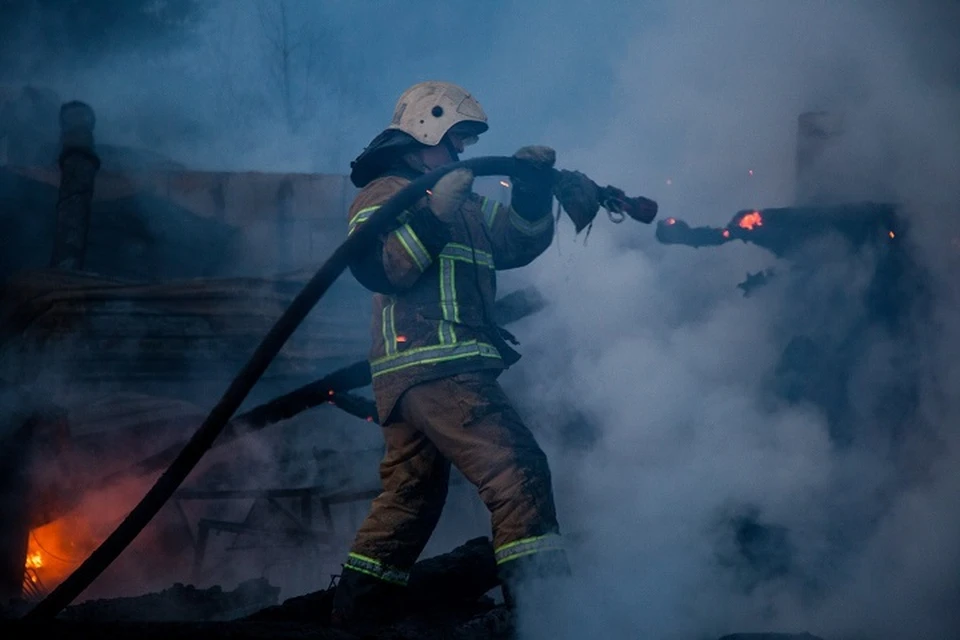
<box><xmin>23</xmin><ymin>156</ymin><xmax>540</xmax><ymax>620</ymax></box>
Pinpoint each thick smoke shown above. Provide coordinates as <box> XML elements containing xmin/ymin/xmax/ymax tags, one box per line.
<box><xmin>497</xmin><ymin>3</ymin><xmax>960</xmax><ymax>640</ymax></box>
<box><xmin>3</xmin><ymin>0</ymin><xmax>959</xmax><ymax>636</ymax></box>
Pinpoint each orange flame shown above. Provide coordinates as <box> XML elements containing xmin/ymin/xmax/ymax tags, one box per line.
<box><xmin>23</xmin><ymin>512</ymin><xmax>99</xmax><ymax>596</ymax></box>
<box><xmin>738</xmin><ymin>211</ymin><xmax>763</xmax><ymax>230</ymax></box>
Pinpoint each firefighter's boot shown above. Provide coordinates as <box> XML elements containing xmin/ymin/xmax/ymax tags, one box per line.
<box><xmin>330</xmin><ymin>568</ymin><xmax>408</xmax><ymax>632</ymax></box>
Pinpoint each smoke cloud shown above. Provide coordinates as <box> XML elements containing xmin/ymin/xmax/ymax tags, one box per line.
<box><xmin>3</xmin><ymin>0</ymin><xmax>959</xmax><ymax>637</ymax></box>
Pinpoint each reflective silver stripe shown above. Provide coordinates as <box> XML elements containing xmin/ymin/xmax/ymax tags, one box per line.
<box><xmin>438</xmin><ymin>257</ymin><xmax>458</xmax><ymax>344</ymax></box>
<box><xmin>394</xmin><ymin>223</ymin><xmax>432</xmax><ymax>272</ymax></box>
<box><xmin>494</xmin><ymin>534</ymin><xmax>565</xmax><ymax>565</ymax></box>
<box><xmin>382</xmin><ymin>300</ymin><xmax>397</xmax><ymax>356</ymax></box>
<box><xmin>345</xmin><ymin>553</ymin><xmax>410</xmax><ymax>586</ymax></box>
<box><xmin>370</xmin><ymin>340</ymin><xmax>501</xmax><ymax>377</ymax></box>
<box><xmin>348</xmin><ymin>206</ymin><xmax>379</xmax><ymax>236</ymax></box>
<box><xmin>440</xmin><ymin>243</ymin><xmax>494</xmax><ymax>269</ymax></box>
<box><xmin>481</xmin><ymin>197</ymin><xmax>501</xmax><ymax>228</ymax></box>
<box><xmin>509</xmin><ymin>209</ymin><xmax>553</xmax><ymax>236</ymax></box>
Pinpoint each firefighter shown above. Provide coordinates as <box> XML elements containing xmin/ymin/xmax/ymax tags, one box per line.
<box><xmin>332</xmin><ymin>81</ymin><xmax>583</xmax><ymax>627</ymax></box>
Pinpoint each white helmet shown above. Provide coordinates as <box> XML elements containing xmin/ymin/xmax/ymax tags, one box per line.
<box><xmin>387</xmin><ymin>81</ymin><xmax>488</xmax><ymax>146</ymax></box>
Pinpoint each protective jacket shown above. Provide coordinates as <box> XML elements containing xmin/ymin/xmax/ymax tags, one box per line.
<box><xmin>347</xmin><ymin>168</ymin><xmax>554</xmax><ymax>423</ymax></box>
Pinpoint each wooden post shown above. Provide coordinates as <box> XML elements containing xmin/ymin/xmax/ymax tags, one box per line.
<box><xmin>50</xmin><ymin>101</ymin><xmax>100</xmax><ymax>270</ymax></box>
<box><xmin>0</xmin><ymin>418</ymin><xmax>35</xmax><ymax>602</ymax></box>
<box><xmin>794</xmin><ymin>110</ymin><xmax>845</xmax><ymax>206</ymax></box>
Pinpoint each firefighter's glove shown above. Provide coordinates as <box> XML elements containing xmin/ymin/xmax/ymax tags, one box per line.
<box><xmin>429</xmin><ymin>168</ymin><xmax>474</xmax><ymax>224</ymax></box>
<box><xmin>554</xmin><ymin>169</ymin><xmax>600</xmax><ymax>233</ymax></box>
<box><xmin>511</xmin><ymin>145</ymin><xmax>556</xmax><ymax>220</ymax></box>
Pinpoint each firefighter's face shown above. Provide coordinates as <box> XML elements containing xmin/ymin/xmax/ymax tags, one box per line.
<box><xmin>419</xmin><ymin>141</ymin><xmax>456</xmax><ymax>170</ymax></box>
<box><xmin>417</xmin><ymin>126</ymin><xmax>479</xmax><ymax>170</ymax></box>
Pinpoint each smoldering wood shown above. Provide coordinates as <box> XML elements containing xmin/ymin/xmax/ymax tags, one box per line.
<box><xmin>655</xmin><ymin>202</ymin><xmax>902</xmax><ymax>258</ymax></box>
<box><xmin>50</xmin><ymin>102</ymin><xmax>100</xmax><ymax>270</ymax></box>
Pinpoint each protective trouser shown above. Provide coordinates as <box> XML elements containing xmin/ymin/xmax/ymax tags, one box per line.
<box><xmin>331</xmin><ymin>370</ymin><xmax>567</xmax><ymax>621</ymax></box>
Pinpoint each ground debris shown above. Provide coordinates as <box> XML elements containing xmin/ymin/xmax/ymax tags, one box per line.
<box><xmin>0</xmin><ymin>536</ymin><xmax>829</xmax><ymax>639</ymax></box>
<box><xmin>247</xmin><ymin>536</ymin><xmax>499</xmax><ymax>626</ymax></box>
<box><xmin>60</xmin><ymin>577</ymin><xmax>280</xmax><ymax>622</ymax></box>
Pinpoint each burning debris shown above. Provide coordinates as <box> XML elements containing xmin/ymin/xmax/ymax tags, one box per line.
<box><xmin>1</xmin><ymin>535</ymin><xmax>828</xmax><ymax>640</ymax></box>
<box><xmin>656</xmin><ymin>202</ymin><xmax>904</xmax><ymax>259</ymax></box>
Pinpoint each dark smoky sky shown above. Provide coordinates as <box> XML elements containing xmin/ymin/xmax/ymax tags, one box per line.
<box><xmin>4</xmin><ymin>1</ymin><xmax>960</xmax><ymax>638</ymax></box>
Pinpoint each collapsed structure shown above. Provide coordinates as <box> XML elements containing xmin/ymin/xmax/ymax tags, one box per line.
<box><xmin>0</xmin><ymin>86</ymin><xmax>531</xmax><ymax>610</ymax></box>
<box><xmin>0</xmin><ymin>86</ymin><xmax>938</xmax><ymax>639</ymax></box>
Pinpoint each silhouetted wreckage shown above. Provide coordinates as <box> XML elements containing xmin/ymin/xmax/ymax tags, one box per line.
<box><xmin>1</xmin><ymin>93</ymin><xmax>849</xmax><ymax>637</ymax></box>
<box><xmin>654</xmin><ymin>119</ymin><xmax>954</xmax><ymax>621</ymax></box>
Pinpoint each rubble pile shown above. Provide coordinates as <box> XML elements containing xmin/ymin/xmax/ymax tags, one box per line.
<box><xmin>0</xmin><ymin>538</ymin><xmax>827</xmax><ymax>639</ymax></box>
<box><xmin>60</xmin><ymin>578</ymin><xmax>281</xmax><ymax>622</ymax></box>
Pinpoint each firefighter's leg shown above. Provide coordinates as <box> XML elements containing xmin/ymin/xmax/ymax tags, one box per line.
<box><xmin>396</xmin><ymin>371</ymin><xmax>570</xmax><ymax>604</ymax></box>
<box><xmin>331</xmin><ymin>418</ymin><xmax>450</xmax><ymax>627</ymax></box>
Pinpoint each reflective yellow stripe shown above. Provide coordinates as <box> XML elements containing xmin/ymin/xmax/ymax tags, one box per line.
<box><xmin>348</xmin><ymin>206</ymin><xmax>379</xmax><ymax>236</ymax></box>
<box><xmin>494</xmin><ymin>534</ymin><xmax>564</xmax><ymax>565</ymax></box>
<box><xmin>370</xmin><ymin>340</ymin><xmax>501</xmax><ymax>377</ymax></box>
<box><xmin>382</xmin><ymin>300</ymin><xmax>397</xmax><ymax>356</ymax></box>
<box><xmin>509</xmin><ymin>209</ymin><xmax>552</xmax><ymax>236</ymax></box>
<box><xmin>395</xmin><ymin>223</ymin><xmax>431</xmax><ymax>272</ymax></box>
<box><xmin>481</xmin><ymin>197</ymin><xmax>501</xmax><ymax>228</ymax></box>
<box><xmin>349</xmin><ymin>206</ymin><xmax>415</xmax><ymax>237</ymax></box>
<box><xmin>345</xmin><ymin>553</ymin><xmax>410</xmax><ymax>586</ymax></box>
<box><xmin>440</xmin><ymin>243</ymin><xmax>495</xmax><ymax>268</ymax></box>
<box><xmin>438</xmin><ymin>257</ymin><xmax>459</xmax><ymax>344</ymax></box>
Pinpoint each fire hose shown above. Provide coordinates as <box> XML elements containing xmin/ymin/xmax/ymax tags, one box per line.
<box><xmin>23</xmin><ymin>155</ymin><xmax>657</xmax><ymax>619</ymax></box>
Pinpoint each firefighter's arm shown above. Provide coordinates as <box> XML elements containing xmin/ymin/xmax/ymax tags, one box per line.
<box><xmin>484</xmin><ymin>146</ymin><xmax>556</xmax><ymax>270</ymax></box>
<box><xmin>347</xmin><ymin>177</ymin><xmax>451</xmax><ymax>293</ymax></box>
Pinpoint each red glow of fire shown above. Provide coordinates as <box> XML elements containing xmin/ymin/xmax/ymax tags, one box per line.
<box><xmin>738</xmin><ymin>211</ymin><xmax>763</xmax><ymax>230</ymax></box>
<box><xmin>888</xmin><ymin>231</ymin><xmax>896</xmax><ymax>239</ymax></box>
<box><xmin>396</xmin><ymin>335</ymin><xmax>408</xmax><ymax>343</ymax></box>
<box><xmin>665</xmin><ymin>217</ymin><xmax>676</xmax><ymax>225</ymax></box>
<box><xmin>24</xmin><ymin>514</ymin><xmax>98</xmax><ymax>596</ymax></box>
<box><xmin>722</xmin><ymin>229</ymin><xmax>731</xmax><ymax>238</ymax></box>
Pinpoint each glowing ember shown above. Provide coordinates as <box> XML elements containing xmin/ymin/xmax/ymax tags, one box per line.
<box><xmin>396</xmin><ymin>335</ymin><xmax>408</xmax><ymax>343</ymax></box>
<box><xmin>499</xmin><ymin>180</ymin><xmax>510</xmax><ymax>188</ymax></box>
<box><xmin>722</xmin><ymin>229</ymin><xmax>731</xmax><ymax>238</ymax></box>
<box><xmin>888</xmin><ymin>231</ymin><xmax>896</xmax><ymax>239</ymax></box>
<box><xmin>665</xmin><ymin>217</ymin><xmax>677</xmax><ymax>225</ymax></box>
<box><xmin>25</xmin><ymin>551</ymin><xmax>43</xmax><ymax>569</ymax></box>
<box><xmin>738</xmin><ymin>211</ymin><xmax>763</xmax><ymax>230</ymax></box>
<box><xmin>748</xmin><ymin>169</ymin><xmax>754</xmax><ymax>176</ymax></box>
